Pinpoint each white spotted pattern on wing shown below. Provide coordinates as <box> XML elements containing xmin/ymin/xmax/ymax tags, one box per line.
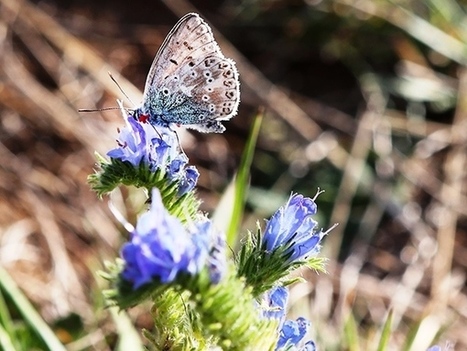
<box><xmin>143</xmin><ymin>13</ymin><xmax>240</xmax><ymax>126</ymax></box>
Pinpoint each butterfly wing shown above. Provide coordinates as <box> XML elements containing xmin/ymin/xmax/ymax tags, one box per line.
<box><xmin>142</xmin><ymin>13</ymin><xmax>240</xmax><ymax>132</ymax></box>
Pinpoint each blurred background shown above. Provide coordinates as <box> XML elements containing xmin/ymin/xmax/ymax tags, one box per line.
<box><xmin>0</xmin><ymin>0</ymin><xmax>466</xmax><ymax>349</ymax></box>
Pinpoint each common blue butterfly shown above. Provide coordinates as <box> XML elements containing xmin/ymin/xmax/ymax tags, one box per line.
<box><xmin>133</xmin><ymin>13</ymin><xmax>240</xmax><ymax>133</ymax></box>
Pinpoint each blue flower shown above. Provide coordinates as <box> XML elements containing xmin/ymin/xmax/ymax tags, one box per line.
<box><xmin>168</xmin><ymin>154</ymin><xmax>188</xmax><ymax>179</ymax></box>
<box><xmin>301</xmin><ymin>341</ymin><xmax>316</xmax><ymax>351</ymax></box>
<box><xmin>121</xmin><ymin>189</ymin><xmax>216</xmax><ymax>289</ymax></box>
<box><xmin>259</xmin><ymin>287</ymin><xmax>316</xmax><ymax>351</ymax></box>
<box><xmin>276</xmin><ymin>317</ymin><xmax>311</xmax><ymax>350</ymax></box>
<box><xmin>427</xmin><ymin>345</ymin><xmax>453</xmax><ymax>351</ymax></box>
<box><xmin>178</xmin><ymin>166</ymin><xmax>199</xmax><ymax>196</ymax></box>
<box><xmin>107</xmin><ymin>117</ymin><xmax>198</xmax><ymax>195</ymax></box>
<box><xmin>107</xmin><ymin>116</ymin><xmax>154</xmax><ymax>166</ymax></box>
<box><xmin>205</xmin><ymin>227</ymin><xmax>227</xmax><ymax>284</ymax></box>
<box><xmin>261</xmin><ymin>286</ymin><xmax>289</xmax><ymax>325</ymax></box>
<box><xmin>167</xmin><ymin>153</ymin><xmax>199</xmax><ymax>196</ymax></box>
<box><xmin>185</xmin><ymin>217</ymin><xmax>226</xmax><ymax>280</ymax></box>
<box><xmin>263</xmin><ymin>193</ymin><xmax>327</xmax><ymax>262</ymax></box>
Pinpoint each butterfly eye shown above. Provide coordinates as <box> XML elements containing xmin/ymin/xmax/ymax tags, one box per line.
<box><xmin>209</xmin><ymin>104</ymin><xmax>215</xmax><ymax>113</ymax></box>
<box><xmin>207</xmin><ymin>78</ymin><xmax>214</xmax><ymax>84</ymax></box>
<box><xmin>202</xmin><ymin>95</ymin><xmax>210</xmax><ymax>101</ymax></box>
<box><xmin>203</xmin><ymin>71</ymin><xmax>212</xmax><ymax>78</ymax></box>
<box><xmin>162</xmin><ymin>88</ymin><xmax>170</xmax><ymax>96</ymax></box>
<box><xmin>207</xmin><ymin>87</ymin><xmax>213</xmax><ymax>93</ymax></box>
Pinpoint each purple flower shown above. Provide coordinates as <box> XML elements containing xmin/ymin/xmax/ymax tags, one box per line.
<box><xmin>276</xmin><ymin>317</ymin><xmax>311</xmax><ymax>350</ymax></box>
<box><xmin>121</xmin><ymin>189</ymin><xmax>215</xmax><ymax>289</ymax></box>
<box><xmin>263</xmin><ymin>193</ymin><xmax>326</xmax><ymax>262</ymax></box>
<box><xmin>262</xmin><ymin>286</ymin><xmax>289</xmax><ymax>325</ymax></box>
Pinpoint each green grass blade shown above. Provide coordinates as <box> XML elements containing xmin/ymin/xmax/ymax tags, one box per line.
<box><xmin>344</xmin><ymin>312</ymin><xmax>360</xmax><ymax>351</ymax></box>
<box><xmin>211</xmin><ymin>176</ymin><xmax>236</xmax><ymax>237</ymax></box>
<box><xmin>402</xmin><ymin>318</ymin><xmax>421</xmax><ymax>351</ymax></box>
<box><xmin>0</xmin><ymin>288</ymin><xmax>18</xmax><ymax>350</ymax></box>
<box><xmin>227</xmin><ymin>110</ymin><xmax>263</xmax><ymax>247</ymax></box>
<box><xmin>0</xmin><ymin>323</ymin><xmax>17</xmax><ymax>351</ymax></box>
<box><xmin>0</xmin><ymin>266</ymin><xmax>66</xmax><ymax>351</ymax></box>
<box><xmin>376</xmin><ymin>309</ymin><xmax>393</xmax><ymax>351</ymax></box>
<box><xmin>110</xmin><ymin>307</ymin><xmax>143</xmax><ymax>351</ymax></box>
<box><xmin>212</xmin><ymin>111</ymin><xmax>263</xmax><ymax>248</ymax></box>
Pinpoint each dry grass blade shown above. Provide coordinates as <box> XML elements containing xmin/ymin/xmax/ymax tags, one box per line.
<box><xmin>429</xmin><ymin>67</ymin><xmax>467</xmax><ymax>315</ymax></box>
<box><xmin>0</xmin><ymin>0</ymin><xmax>142</xmax><ymax>104</ymax></box>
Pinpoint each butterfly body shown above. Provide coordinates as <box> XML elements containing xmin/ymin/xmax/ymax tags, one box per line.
<box><xmin>134</xmin><ymin>13</ymin><xmax>240</xmax><ymax>133</ymax></box>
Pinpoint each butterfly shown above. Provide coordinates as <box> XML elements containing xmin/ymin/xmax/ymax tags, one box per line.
<box><xmin>132</xmin><ymin>13</ymin><xmax>240</xmax><ymax>133</ymax></box>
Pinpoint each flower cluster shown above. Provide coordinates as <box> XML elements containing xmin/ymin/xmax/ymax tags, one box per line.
<box><xmin>261</xmin><ymin>286</ymin><xmax>316</xmax><ymax>350</ymax></box>
<box><xmin>277</xmin><ymin>318</ymin><xmax>315</xmax><ymax>351</ymax></box>
<box><xmin>93</xmin><ymin>108</ymin><xmax>332</xmax><ymax>350</ymax></box>
<box><xmin>88</xmin><ymin>114</ymin><xmax>201</xmax><ymax>224</ymax></box>
<box><xmin>106</xmin><ymin>117</ymin><xmax>199</xmax><ymax>196</ymax></box>
<box><xmin>237</xmin><ymin>192</ymin><xmax>330</xmax><ymax>296</ymax></box>
<box><xmin>262</xmin><ymin>193</ymin><xmax>325</xmax><ymax>262</ymax></box>
<box><xmin>121</xmin><ymin>189</ymin><xmax>225</xmax><ymax>289</ymax></box>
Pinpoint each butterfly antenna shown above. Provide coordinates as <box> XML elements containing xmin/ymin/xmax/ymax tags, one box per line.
<box><xmin>78</xmin><ymin>106</ymin><xmax>121</xmax><ymax>112</ymax></box>
<box><xmin>108</xmin><ymin>71</ymin><xmax>135</xmax><ymax>106</ymax></box>
<box><xmin>145</xmin><ymin>122</ymin><xmax>162</xmax><ymax>139</ymax></box>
